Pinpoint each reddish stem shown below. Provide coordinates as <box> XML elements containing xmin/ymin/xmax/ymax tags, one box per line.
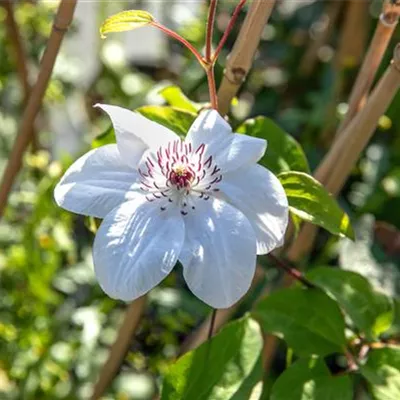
<box><xmin>152</xmin><ymin>21</ymin><xmax>206</xmax><ymax>67</ymax></box>
<box><xmin>208</xmin><ymin>309</ymin><xmax>217</xmax><ymax>340</ymax></box>
<box><xmin>206</xmin><ymin>0</ymin><xmax>218</xmax><ymax>62</ymax></box>
<box><xmin>344</xmin><ymin>350</ymin><xmax>359</xmax><ymax>372</ymax></box>
<box><xmin>206</xmin><ymin>66</ymin><xmax>219</xmax><ymax>110</ymax></box>
<box><xmin>267</xmin><ymin>254</ymin><xmax>316</xmax><ymax>289</ymax></box>
<box><xmin>212</xmin><ymin>0</ymin><xmax>247</xmax><ymax>62</ymax></box>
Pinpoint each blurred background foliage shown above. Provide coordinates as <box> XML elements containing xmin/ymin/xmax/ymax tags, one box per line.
<box><xmin>0</xmin><ymin>0</ymin><xmax>399</xmax><ymax>399</ymax></box>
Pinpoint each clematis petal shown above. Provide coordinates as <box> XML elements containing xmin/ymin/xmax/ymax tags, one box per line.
<box><xmin>186</xmin><ymin>111</ymin><xmax>266</xmax><ymax>173</ymax></box>
<box><xmin>215</xmin><ymin>134</ymin><xmax>267</xmax><ymax>173</ymax></box>
<box><xmin>95</xmin><ymin>104</ymin><xmax>179</xmax><ymax>168</ymax></box>
<box><xmin>186</xmin><ymin>109</ymin><xmax>232</xmax><ymax>155</ymax></box>
<box><xmin>93</xmin><ymin>197</ymin><xmax>185</xmax><ymax>301</ymax></box>
<box><xmin>180</xmin><ymin>197</ymin><xmax>257</xmax><ymax>309</ymax></box>
<box><xmin>219</xmin><ymin>164</ymin><xmax>289</xmax><ymax>254</ymax></box>
<box><xmin>54</xmin><ymin>144</ymin><xmax>141</xmax><ymax>218</ymax></box>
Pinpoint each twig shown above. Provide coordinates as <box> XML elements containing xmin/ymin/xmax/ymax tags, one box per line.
<box><xmin>344</xmin><ymin>349</ymin><xmax>359</xmax><ymax>372</ymax></box>
<box><xmin>91</xmin><ymin>297</ymin><xmax>146</xmax><ymax>400</ymax></box>
<box><xmin>267</xmin><ymin>254</ymin><xmax>315</xmax><ymax>289</ymax></box>
<box><xmin>212</xmin><ymin>0</ymin><xmax>247</xmax><ymax>62</ymax></box>
<box><xmin>0</xmin><ymin>0</ymin><xmax>77</xmax><ymax>219</ymax></box>
<box><xmin>206</xmin><ymin>0</ymin><xmax>218</xmax><ymax>62</ymax></box>
<box><xmin>3</xmin><ymin>1</ymin><xmax>30</xmax><ymax>101</ymax></box>
<box><xmin>299</xmin><ymin>1</ymin><xmax>342</xmax><ymax>76</ymax></box>
<box><xmin>337</xmin><ymin>3</ymin><xmax>399</xmax><ymax>134</ymax></box>
<box><xmin>208</xmin><ymin>309</ymin><xmax>217</xmax><ymax>340</ymax></box>
<box><xmin>152</xmin><ymin>21</ymin><xmax>206</xmax><ymax>67</ymax></box>
<box><xmin>2</xmin><ymin>0</ymin><xmax>38</xmax><ymax>150</ymax></box>
<box><xmin>217</xmin><ymin>0</ymin><xmax>276</xmax><ymax>115</ymax></box>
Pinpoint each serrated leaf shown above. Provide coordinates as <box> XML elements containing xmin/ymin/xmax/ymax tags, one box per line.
<box><xmin>159</xmin><ymin>86</ymin><xmax>200</xmax><ymax>113</ymax></box>
<box><xmin>253</xmin><ymin>287</ymin><xmax>346</xmax><ymax>357</ymax></box>
<box><xmin>137</xmin><ymin>106</ymin><xmax>197</xmax><ymax>138</ymax></box>
<box><xmin>361</xmin><ymin>346</ymin><xmax>400</xmax><ymax>400</ymax></box>
<box><xmin>278</xmin><ymin>171</ymin><xmax>354</xmax><ymax>239</ymax></box>
<box><xmin>100</xmin><ymin>10</ymin><xmax>155</xmax><ymax>39</ymax></box>
<box><xmin>271</xmin><ymin>358</ymin><xmax>352</xmax><ymax>400</ymax></box>
<box><xmin>307</xmin><ymin>268</ymin><xmax>394</xmax><ymax>339</ymax></box>
<box><xmin>236</xmin><ymin>117</ymin><xmax>310</xmax><ymax>175</ymax></box>
<box><xmin>161</xmin><ymin>316</ymin><xmax>263</xmax><ymax>400</ymax></box>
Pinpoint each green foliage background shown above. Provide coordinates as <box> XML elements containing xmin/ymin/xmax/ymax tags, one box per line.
<box><xmin>0</xmin><ymin>1</ymin><xmax>399</xmax><ymax>399</ymax></box>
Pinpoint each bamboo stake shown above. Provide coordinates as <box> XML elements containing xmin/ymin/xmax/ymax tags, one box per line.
<box><xmin>326</xmin><ymin>44</ymin><xmax>400</xmax><ymax>195</ymax></box>
<box><xmin>287</xmin><ymin>43</ymin><xmax>400</xmax><ymax>262</ymax></box>
<box><xmin>91</xmin><ymin>297</ymin><xmax>146</xmax><ymax>400</ymax></box>
<box><xmin>315</xmin><ymin>3</ymin><xmax>400</xmax><ymax>187</ymax></box>
<box><xmin>3</xmin><ymin>0</ymin><xmax>31</xmax><ymax>102</ymax></box>
<box><xmin>0</xmin><ymin>0</ymin><xmax>77</xmax><ymax>219</ymax></box>
<box><xmin>262</xmin><ymin>44</ymin><xmax>400</xmax><ymax>369</ymax></box>
<box><xmin>319</xmin><ymin>0</ymin><xmax>371</xmax><ymax>146</ymax></box>
<box><xmin>337</xmin><ymin>3</ymin><xmax>399</xmax><ymax>134</ymax></box>
<box><xmin>299</xmin><ymin>1</ymin><xmax>342</xmax><ymax>76</ymax></box>
<box><xmin>336</xmin><ymin>0</ymin><xmax>370</xmax><ymax>70</ymax></box>
<box><xmin>286</xmin><ymin>3</ymin><xmax>400</xmax><ymax>261</ymax></box>
<box><xmin>217</xmin><ymin>0</ymin><xmax>276</xmax><ymax>115</ymax></box>
<box><xmin>2</xmin><ymin>0</ymin><xmax>38</xmax><ymax>150</ymax></box>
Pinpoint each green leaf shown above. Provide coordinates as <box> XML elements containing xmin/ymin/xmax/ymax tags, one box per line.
<box><xmin>307</xmin><ymin>268</ymin><xmax>394</xmax><ymax>339</ymax></box>
<box><xmin>137</xmin><ymin>106</ymin><xmax>197</xmax><ymax>138</ymax></box>
<box><xmin>290</xmin><ymin>213</ymin><xmax>303</xmax><ymax>238</ymax></box>
<box><xmin>386</xmin><ymin>299</ymin><xmax>400</xmax><ymax>337</ymax></box>
<box><xmin>253</xmin><ymin>287</ymin><xmax>346</xmax><ymax>357</ymax></box>
<box><xmin>159</xmin><ymin>86</ymin><xmax>200</xmax><ymax>113</ymax></box>
<box><xmin>361</xmin><ymin>347</ymin><xmax>400</xmax><ymax>400</ymax></box>
<box><xmin>92</xmin><ymin>124</ymin><xmax>115</xmax><ymax>148</ymax></box>
<box><xmin>236</xmin><ymin>117</ymin><xmax>310</xmax><ymax>175</ymax></box>
<box><xmin>161</xmin><ymin>316</ymin><xmax>263</xmax><ymax>400</ymax></box>
<box><xmin>271</xmin><ymin>358</ymin><xmax>352</xmax><ymax>400</ymax></box>
<box><xmin>92</xmin><ymin>106</ymin><xmax>197</xmax><ymax>149</ymax></box>
<box><xmin>100</xmin><ymin>10</ymin><xmax>155</xmax><ymax>39</ymax></box>
<box><xmin>278</xmin><ymin>171</ymin><xmax>354</xmax><ymax>239</ymax></box>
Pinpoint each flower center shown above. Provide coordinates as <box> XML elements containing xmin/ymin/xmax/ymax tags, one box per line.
<box><xmin>138</xmin><ymin>139</ymin><xmax>222</xmax><ymax>214</ymax></box>
<box><xmin>169</xmin><ymin>164</ymin><xmax>194</xmax><ymax>189</ymax></box>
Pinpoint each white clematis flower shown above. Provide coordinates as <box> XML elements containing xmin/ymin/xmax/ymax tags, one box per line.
<box><xmin>54</xmin><ymin>105</ymin><xmax>288</xmax><ymax>308</ymax></box>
